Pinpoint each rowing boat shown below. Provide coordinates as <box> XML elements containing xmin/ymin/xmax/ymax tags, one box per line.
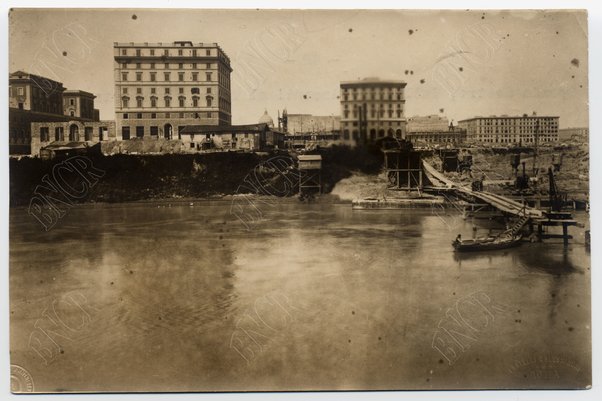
<box><xmin>452</xmin><ymin>233</ymin><xmax>522</xmax><ymax>252</ymax></box>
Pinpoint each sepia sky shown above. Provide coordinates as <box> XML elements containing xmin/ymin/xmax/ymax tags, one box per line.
<box><xmin>9</xmin><ymin>9</ymin><xmax>588</xmax><ymax>127</ymax></box>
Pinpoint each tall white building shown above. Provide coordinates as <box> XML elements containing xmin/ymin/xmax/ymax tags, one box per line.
<box><xmin>340</xmin><ymin>78</ymin><xmax>407</xmax><ymax>144</ymax></box>
<box><xmin>113</xmin><ymin>41</ymin><xmax>232</xmax><ymax>140</ymax></box>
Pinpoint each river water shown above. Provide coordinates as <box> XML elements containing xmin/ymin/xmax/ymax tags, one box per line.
<box><xmin>9</xmin><ymin>201</ymin><xmax>591</xmax><ymax>392</ymax></box>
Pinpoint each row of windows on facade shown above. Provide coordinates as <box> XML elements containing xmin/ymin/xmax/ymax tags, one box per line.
<box><xmin>343</xmin><ymin>103</ymin><xmax>402</xmax><ymax>112</ymax></box>
<box><xmin>407</xmin><ymin>133</ymin><xmax>464</xmax><ymax>138</ymax></box>
<box><xmin>342</xmin><ymin>121</ymin><xmax>404</xmax><ymax>128</ymax></box>
<box><xmin>476</xmin><ymin>127</ymin><xmax>558</xmax><ymax>134</ymax></box>
<box><xmin>14</xmin><ymin>94</ymin><xmax>62</xmax><ymax>114</ymax></box>
<box><xmin>10</xmin><ymin>87</ymin><xmax>90</xmax><ymax>110</ymax></box>
<box><xmin>407</xmin><ymin>135</ymin><xmax>462</xmax><ymax>143</ymax></box>
<box><xmin>28</xmin><ymin>96</ymin><xmax>60</xmax><ymax>109</ymax></box>
<box><xmin>342</xmin><ymin>93</ymin><xmax>404</xmax><ymax>101</ymax></box>
<box><xmin>120</xmin><ymin>48</ymin><xmax>213</xmax><ymax>57</ymax></box>
<box><xmin>217</xmin><ymin>71</ymin><xmax>230</xmax><ymax>89</ymax></box>
<box><xmin>39</xmin><ymin>126</ymin><xmax>108</xmax><ymax>142</ymax></box>
<box><xmin>120</xmin><ymin>129</ymin><xmax>249</xmax><ymax>139</ymax></box>
<box><xmin>123</xmin><ymin>87</ymin><xmax>212</xmax><ymax>95</ymax></box>
<box><xmin>343</xmin><ymin>109</ymin><xmax>404</xmax><ymax>119</ymax></box>
<box><xmin>340</xmin><ymin>129</ymin><xmax>404</xmax><ymax>141</ymax></box>
<box><xmin>122</xmin><ymin>62</ymin><xmax>213</xmax><ymax>70</ymax></box>
<box><xmin>121</xmin><ymin>71</ymin><xmax>215</xmax><ymax>82</ymax></box>
<box><xmin>10</xmin><ymin>85</ymin><xmax>63</xmax><ymax>100</ymax></box>
<box><xmin>121</xmin><ymin>111</ymin><xmax>215</xmax><ymax>119</ymax></box>
<box><xmin>471</xmin><ymin>118</ymin><xmax>558</xmax><ymax>126</ymax></box>
<box><xmin>474</xmin><ymin>135</ymin><xmax>558</xmax><ymax>143</ymax></box>
<box><xmin>474</xmin><ymin>134</ymin><xmax>558</xmax><ymax>138</ymax></box>
<box><xmin>23</xmin><ymin>127</ymin><xmax>245</xmax><ymax>145</ymax></box>
<box><xmin>63</xmin><ymin>98</ymin><xmax>93</xmax><ymax>108</ymax></box>
<box><xmin>344</xmin><ymin>103</ymin><xmax>403</xmax><ymax>110</ymax></box>
<box><xmin>121</xmin><ymin>96</ymin><xmax>215</xmax><ymax>108</ymax></box>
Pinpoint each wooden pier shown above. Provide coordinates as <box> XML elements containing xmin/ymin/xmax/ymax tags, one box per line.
<box><xmin>422</xmin><ymin>160</ymin><xmax>578</xmax><ymax>245</ymax></box>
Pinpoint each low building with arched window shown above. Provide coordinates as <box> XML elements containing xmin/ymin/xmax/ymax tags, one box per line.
<box><xmin>31</xmin><ymin>120</ymin><xmax>116</xmax><ymax>156</ymax></box>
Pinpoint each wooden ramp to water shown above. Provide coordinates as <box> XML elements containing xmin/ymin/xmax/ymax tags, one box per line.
<box><xmin>422</xmin><ymin>160</ymin><xmax>543</xmax><ymax>218</ymax></box>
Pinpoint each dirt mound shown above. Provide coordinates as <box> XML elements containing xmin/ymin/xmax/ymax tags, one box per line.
<box><xmin>101</xmin><ymin>138</ymin><xmax>186</xmax><ymax>155</ymax></box>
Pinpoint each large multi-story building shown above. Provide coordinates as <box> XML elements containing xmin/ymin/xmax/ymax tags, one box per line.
<box><xmin>340</xmin><ymin>78</ymin><xmax>407</xmax><ymax>144</ymax></box>
<box><xmin>9</xmin><ymin>71</ymin><xmax>99</xmax><ymax>155</ymax></box>
<box><xmin>458</xmin><ymin>115</ymin><xmax>559</xmax><ymax>145</ymax></box>
<box><xmin>113</xmin><ymin>41</ymin><xmax>232</xmax><ymax>141</ymax></box>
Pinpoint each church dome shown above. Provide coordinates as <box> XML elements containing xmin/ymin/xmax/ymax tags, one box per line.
<box><xmin>259</xmin><ymin>110</ymin><xmax>274</xmax><ymax>127</ymax></box>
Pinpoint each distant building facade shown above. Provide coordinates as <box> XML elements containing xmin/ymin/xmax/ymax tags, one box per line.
<box><xmin>558</xmin><ymin>127</ymin><xmax>588</xmax><ymax>142</ymax></box>
<box><xmin>340</xmin><ymin>78</ymin><xmax>407</xmax><ymax>144</ymax></box>
<box><xmin>9</xmin><ymin>71</ymin><xmax>98</xmax><ymax>155</ymax></box>
<box><xmin>405</xmin><ymin>129</ymin><xmax>466</xmax><ymax>147</ymax></box>
<box><xmin>458</xmin><ymin>115</ymin><xmax>559</xmax><ymax>145</ymax></box>
<box><xmin>285</xmin><ymin>132</ymin><xmax>343</xmax><ymax>149</ymax></box>
<box><xmin>279</xmin><ymin>110</ymin><xmax>343</xmax><ymax>148</ymax></box>
<box><xmin>63</xmin><ymin>90</ymin><xmax>98</xmax><ymax>120</ymax></box>
<box><xmin>286</xmin><ymin>114</ymin><xmax>340</xmax><ymax>134</ymax></box>
<box><xmin>180</xmin><ymin>123</ymin><xmax>284</xmax><ymax>152</ymax></box>
<box><xmin>405</xmin><ymin>115</ymin><xmax>463</xmax><ymax>147</ymax></box>
<box><xmin>407</xmin><ymin>115</ymin><xmax>449</xmax><ymax>133</ymax></box>
<box><xmin>113</xmin><ymin>41</ymin><xmax>232</xmax><ymax>141</ymax></box>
